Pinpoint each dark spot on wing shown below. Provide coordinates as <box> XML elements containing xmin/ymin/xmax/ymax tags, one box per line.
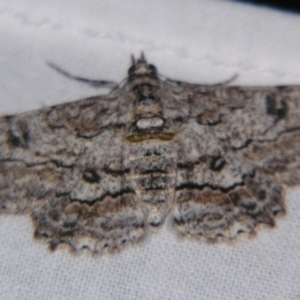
<box><xmin>266</xmin><ymin>96</ymin><xmax>288</xmax><ymax>120</ymax></box>
<box><xmin>82</xmin><ymin>169</ymin><xmax>101</xmax><ymax>183</ymax></box>
<box><xmin>210</xmin><ymin>156</ymin><xmax>226</xmax><ymax>171</ymax></box>
<box><xmin>7</xmin><ymin>130</ymin><xmax>22</xmax><ymax>147</ymax></box>
<box><xmin>6</xmin><ymin>121</ymin><xmax>30</xmax><ymax>148</ymax></box>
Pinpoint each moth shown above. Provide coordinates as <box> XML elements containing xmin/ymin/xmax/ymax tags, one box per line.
<box><xmin>1</xmin><ymin>53</ymin><xmax>300</xmax><ymax>254</ymax></box>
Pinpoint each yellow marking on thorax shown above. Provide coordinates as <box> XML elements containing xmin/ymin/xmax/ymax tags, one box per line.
<box><xmin>126</xmin><ymin>132</ymin><xmax>175</xmax><ymax>143</ymax></box>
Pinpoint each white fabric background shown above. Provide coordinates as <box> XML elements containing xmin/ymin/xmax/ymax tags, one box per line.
<box><xmin>0</xmin><ymin>1</ymin><xmax>300</xmax><ymax>299</ymax></box>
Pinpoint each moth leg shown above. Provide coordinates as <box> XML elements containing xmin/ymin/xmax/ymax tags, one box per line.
<box><xmin>47</xmin><ymin>62</ymin><xmax>118</xmax><ymax>88</ymax></box>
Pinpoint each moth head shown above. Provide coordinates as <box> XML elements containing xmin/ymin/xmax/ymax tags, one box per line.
<box><xmin>128</xmin><ymin>52</ymin><xmax>158</xmax><ymax>77</ymax></box>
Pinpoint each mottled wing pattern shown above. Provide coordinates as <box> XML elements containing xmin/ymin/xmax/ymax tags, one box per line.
<box><xmin>0</xmin><ymin>95</ymin><xmax>146</xmax><ymax>253</ymax></box>
<box><xmin>162</xmin><ymin>81</ymin><xmax>300</xmax><ymax>241</ymax></box>
<box><xmin>1</xmin><ymin>54</ymin><xmax>300</xmax><ymax>255</ymax></box>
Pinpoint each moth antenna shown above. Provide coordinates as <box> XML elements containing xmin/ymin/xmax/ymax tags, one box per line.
<box><xmin>140</xmin><ymin>51</ymin><xmax>146</xmax><ymax>62</ymax></box>
<box><xmin>131</xmin><ymin>54</ymin><xmax>136</xmax><ymax>65</ymax></box>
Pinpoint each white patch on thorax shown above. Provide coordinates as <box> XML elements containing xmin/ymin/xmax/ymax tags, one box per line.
<box><xmin>136</xmin><ymin>117</ymin><xmax>164</xmax><ymax>130</ymax></box>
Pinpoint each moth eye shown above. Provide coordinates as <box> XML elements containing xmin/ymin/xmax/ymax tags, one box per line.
<box><xmin>210</xmin><ymin>156</ymin><xmax>226</xmax><ymax>171</ymax></box>
<box><xmin>128</xmin><ymin>65</ymin><xmax>136</xmax><ymax>75</ymax></box>
<box><xmin>82</xmin><ymin>169</ymin><xmax>101</xmax><ymax>183</ymax></box>
<box><xmin>148</xmin><ymin>64</ymin><xmax>157</xmax><ymax>73</ymax></box>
